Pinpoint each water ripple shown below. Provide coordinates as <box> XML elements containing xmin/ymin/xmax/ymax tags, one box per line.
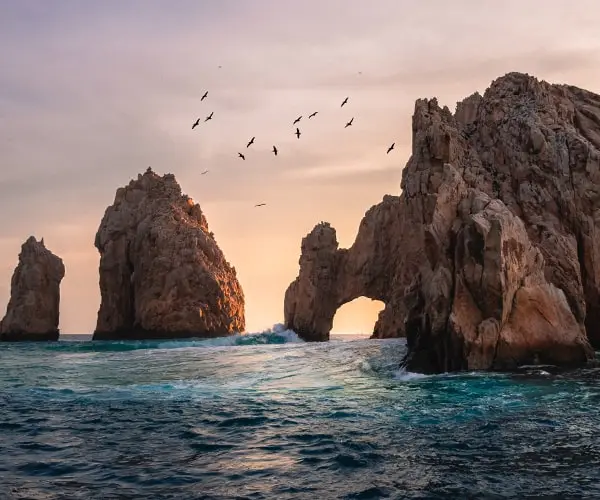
<box><xmin>1</xmin><ymin>331</ymin><xmax>600</xmax><ymax>499</ymax></box>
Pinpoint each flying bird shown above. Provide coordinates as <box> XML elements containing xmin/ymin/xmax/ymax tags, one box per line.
<box><xmin>255</xmin><ymin>203</ymin><xmax>266</xmax><ymax>207</ymax></box>
<box><xmin>238</xmin><ymin>152</ymin><xmax>245</xmax><ymax>160</ymax></box>
<box><xmin>201</xmin><ymin>170</ymin><xmax>209</xmax><ymax>175</ymax></box>
<box><xmin>201</xmin><ymin>91</ymin><xmax>208</xmax><ymax>101</ymax></box>
<box><xmin>295</xmin><ymin>128</ymin><xmax>301</xmax><ymax>139</ymax></box>
<box><xmin>272</xmin><ymin>145</ymin><xmax>278</xmax><ymax>156</ymax></box>
<box><xmin>386</xmin><ymin>143</ymin><xmax>395</xmax><ymax>154</ymax></box>
<box><xmin>308</xmin><ymin>111</ymin><xmax>318</xmax><ymax>119</ymax></box>
<box><xmin>246</xmin><ymin>137</ymin><xmax>255</xmax><ymax>148</ymax></box>
<box><xmin>345</xmin><ymin>117</ymin><xmax>354</xmax><ymax>128</ymax></box>
<box><xmin>293</xmin><ymin>116</ymin><xmax>302</xmax><ymax>125</ymax></box>
<box><xmin>204</xmin><ymin>112</ymin><xmax>213</xmax><ymax>122</ymax></box>
<box><xmin>192</xmin><ymin>118</ymin><xmax>200</xmax><ymax>129</ymax></box>
<box><xmin>341</xmin><ymin>97</ymin><xmax>349</xmax><ymax>107</ymax></box>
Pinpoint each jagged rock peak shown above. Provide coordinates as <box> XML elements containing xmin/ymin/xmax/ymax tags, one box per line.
<box><xmin>0</xmin><ymin>236</ymin><xmax>65</xmax><ymax>341</ymax></box>
<box><xmin>94</xmin><ymin>168</ymin><xmax>245</xmax><ymax>340</ymax></box>
<box><xmin>284</xmin><ymin>72</ymin><xmax>599</xmax><ymax>373</ymax></box>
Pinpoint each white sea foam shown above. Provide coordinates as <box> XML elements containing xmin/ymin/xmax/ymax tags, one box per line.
<box><xmin>393</xmin><ymin>368</ymin><xmax>430</xmax><ymax>381</ymax></box>
<box><xmin>154</xmin><ymin>323</ymin><xmax>303</xmax><ymax>350</ymax></box>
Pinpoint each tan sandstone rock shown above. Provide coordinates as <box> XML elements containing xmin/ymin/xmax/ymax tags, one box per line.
<box><xmin>93</xmin><ymin>168</ymin><xmax>245</xmax><ymax>340</ymax></box>
<box><xmin>284</xmin><ymin>72</ymin><xmax>598</xmax><ymax>372</ymax></box>
<box><xmin>0</xmin><ymin>236</ymin><xmax>65</xmax><ymax>341</ymax></box>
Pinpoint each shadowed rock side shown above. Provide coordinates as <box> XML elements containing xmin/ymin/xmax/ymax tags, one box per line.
<box><xmin>0</xmin><ymin>237</ymin><xmax>65</xmax><ymax>341</ymax></box>
<box><xmin>285</xmin><ymin>72</ymin><xmax>599</xmax><ymax>372</ymax></box>
<box><xmin>93</xmin><ymin>168</ymin><xmax>245</xmax><ymax>340</ymax></box>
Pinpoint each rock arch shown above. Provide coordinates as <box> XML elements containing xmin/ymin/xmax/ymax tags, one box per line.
<box><xmin>284</xmin><ymin>195</ymin><xmax>406</xmax><ymax>341</ymax></box>
<box><xmin>331</xmin><ymin>297</ymin><xmax>386</xmax><ymax>335</ymax></box>
<box><xmin>285</xmin><ymin>72</ymin><xmax>599</xmax><ymax>373</ymax></box>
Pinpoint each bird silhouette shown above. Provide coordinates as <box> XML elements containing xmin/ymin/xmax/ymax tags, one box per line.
<box><xmin>255</xmin><ymin>203</ymin><xmax>266</xmax><ymax>207</ymax></box>
<box><xmin>238</xmin><ymin>152</ymin><xmax>245</xmax><ymax>160</ymax></box>
<box><xmin>295</xmin><ymin>128</ymin><xmax>301</xmax><ymax>139</ymax></box>
<box><xmin>204</xmin><ymin>112</ymin><xmax>213</xmax><ymax>122</ymax></box>
<box><xmin>201</xmin><ymin>170</ymin><xmax>209</xmax><ymax>175</ymax></box>
<box><xmin>345</xmin><ymin>117</ymin><xmax>354</xmax><ymax>128</ymax></box>
<box><xmin>201</xmin><ymin>91</ymin><xmax>208</xmax><ymax>101</ymax></box>
<box><xmin>272</xmin><ymin>146</ymin><xmax>278</xmax><ymax>156</ymax></box>
<box><xmin>308</xmin><ymin>111</ymin><xmax>318</xmax><ymax>118</ymax></box>
<box><xmin>341</xmin><ymin>97</ymin><xmax>349</xmax><ymax>107</ymax></box>
<box><xmin>293</xmin><ymin>116</ymin><xmax>302</xmax><ymax>125</ymax></box>
<box><xmin>192</xmin><ymin>118</ymin><xmax>200</xmax><ymax>129</ymax></box>
<box><xmin>246</xmin><ymin>137</ymin><xmax>255</xmax><ymax>148</ymax></box>
<box><xmin>386</xmin><ymin>142</ymin><xmax>395</xmax><ymax>154</ymax></box>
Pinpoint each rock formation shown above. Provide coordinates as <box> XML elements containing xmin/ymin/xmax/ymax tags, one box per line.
<box><xmin>93</xmin><ymin>168</ymin><xmax>245</xmax><ymax>340</ymax></box>
<box><xmin>0</xmin><ymin>236</ymin><xmax>65</xmax><ymax>341</ymax></box>
<box><xmin>284</xmin><ymin>72</ymin><xmax>599</xmax><ymax>372</ymax></box>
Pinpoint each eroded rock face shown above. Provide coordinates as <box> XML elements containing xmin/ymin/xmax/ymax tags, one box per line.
<box><xmin>0</xmin><ymin>237</ymin><xmax>65</xmax><ymax>341</ymax></box>
<box><xmin>284</xmin><ymin>196</ymin><xmax>404</xmax><ymax>341</ymax></box>
<box><xmin>284</xmin><ymin>72</ymin><xmax>599</xmax><ymax>372</ymax></box>
<box><xmin>93</xmin><ymin>168</ymin><xmax>245</xmax><ymax>339</ymax></box>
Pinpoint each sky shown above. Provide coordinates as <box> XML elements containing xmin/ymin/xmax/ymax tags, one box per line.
<box><xmin>1</xmin><ymin>0</ymin><xmax>600</xmax><ymax>334</ymax></box>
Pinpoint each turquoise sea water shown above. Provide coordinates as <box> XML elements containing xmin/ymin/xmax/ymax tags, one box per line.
<box><xmin>2</xmin><ymin>327</ymin><xmax>600</xmax><ymax>499</ymax></box>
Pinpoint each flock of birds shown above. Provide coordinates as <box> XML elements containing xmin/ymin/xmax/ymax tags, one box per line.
<box><xmin>190</xmin><ymin>88</ymin><xmax>397</xmax><ymax>208</ymax></box>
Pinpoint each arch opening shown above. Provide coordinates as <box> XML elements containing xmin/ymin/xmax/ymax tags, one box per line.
<box><xmin>331</xmin><ymin>297</ymin><xmax>386</xmax><ymax>337</ymax></box>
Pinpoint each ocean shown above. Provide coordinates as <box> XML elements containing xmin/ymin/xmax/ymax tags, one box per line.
<box><xmin>1</xmin><ymin>326</ymin><xmax>600</xmax><ymax>499</ymax></box>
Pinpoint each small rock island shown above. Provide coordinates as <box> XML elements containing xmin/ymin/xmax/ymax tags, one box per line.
<box><xmin>0</xmin><ymin>236</ymin><xmax>65</xmax><ymax>341</ymax></box>
<box><xmin>285</xmin><ymin>72</ymin><xmax>599</xmax><ymax>373</ymax></box>
<box><xmin>93</xmin><ymin>168</ymin><xmax>245</xmax><ymax>340</ymax></box>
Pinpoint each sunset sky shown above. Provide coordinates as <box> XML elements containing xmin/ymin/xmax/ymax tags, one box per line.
<box><xmin>1</xmin><ymin>0</ymin><xmax>600</xmax><ymax>334</ymax></box>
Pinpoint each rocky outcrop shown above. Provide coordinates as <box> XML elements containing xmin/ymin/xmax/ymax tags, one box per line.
<box><xmin>93</xmin><ymin>168</ymin><xmax>245</xmax><ymax>340</ymax></box>
<box><xmin>0</xmin><ymin>237</ymin><xmax>65</xmax><ymax>341</ymax></box>
<box><xmin>283</xmin><ymin>196</ymin><xmax>405</xmax><ymax>341</ymax></box>
<box><xmin>284</xmin><ymin>72</ymin><xmax>599</xmax><ymax>372</ymax></box>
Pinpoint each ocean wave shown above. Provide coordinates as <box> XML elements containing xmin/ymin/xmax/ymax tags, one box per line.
<box><xmin>44</xmin><ymin>324</ymin><xmax>303</xmax><ymax>352</ymax></box>
<box><xmin>392</xmin><ymin>368</ymin><xmax>430</xmax><ymax>381</ymax></box>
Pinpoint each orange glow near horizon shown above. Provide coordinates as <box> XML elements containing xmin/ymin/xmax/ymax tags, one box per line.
<box><xmin>331</xmin><ymin>298</ymin><xmax>385</xmax><ymax>335</ymax></box>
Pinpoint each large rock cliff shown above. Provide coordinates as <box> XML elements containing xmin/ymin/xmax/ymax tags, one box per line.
<box><xmin>0</xmin><ymin>236</ymin><xmax>65</xmax><ymax>341</ymax></box>
<box><xmin>93</xmin><ymin>168</ymin><xmax>245</xmax><ymax>340</ymax></box>
<box><xmin>284</xmin><ymin>72</ymin><xmax>598</xmax><ymax>372</ymax></box>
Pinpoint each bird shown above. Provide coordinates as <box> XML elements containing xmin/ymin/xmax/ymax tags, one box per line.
<box><xmin>218</xmin><ymin>65</ymin><xmax>222</xmax><ymax>69</ymax></box>
<box><xmin>345</xmin><ymin>117</ymin><xmax>354</xmax><ymax>128</ymax></box>
<box><xmin>238</xmin><ymin>152</ymin><xmax>245</xmax><ymax>160</ymax></box>
<box><xmin>192</xmin><ymin>118</ymin><xmax>200</xmax><ymax>129</ymax></box>
<box><xmin>201</xmin><ymin>170</ymin><xmax>209</xmax><ymax>175</ymax></box>
<box><xmin>341</xmin><ymin>97</ymin><xmax>349</xmax><ymax>107</ymax></box>
<box><xmin>246</xmin><ymin>137</ymin><xmax>255</xmax><ymax>148</ymax></box>
<box><xmin>293</xmin><ymin>116</ymin><xmax>302</xmax><ymax>125</ymax></box>
<box><xmin>201</xmin><ymin>91</ymin><xmax>208</xmax><ymax>101</ymax></box>
<box><xmin>272</xmin><ymin>145</ymin><xmax>278</xmax><ymax>156</ymax></box>
<box><xmin>255</xmin><ymin>203</ymin><xmax>266</xmax><ymax>207</ymax></box>
<box><xmin>295</xmin><ymin>128</ymin><xmax>301</xmax><ymax>139</ymax></box>
<box><xmin>204</xmin><ymin>112</ymin><xmax>213</xmax><ymax>122</ymax></box>
<box><xmin>386</xmin><ymin>142</ymin><xmax>395</xmax><ymax>154</ymax></box>
<box><xmin>308</xmin><ymin>111</ymin><xmax>318</xmax><ymax>119</ymax></box>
